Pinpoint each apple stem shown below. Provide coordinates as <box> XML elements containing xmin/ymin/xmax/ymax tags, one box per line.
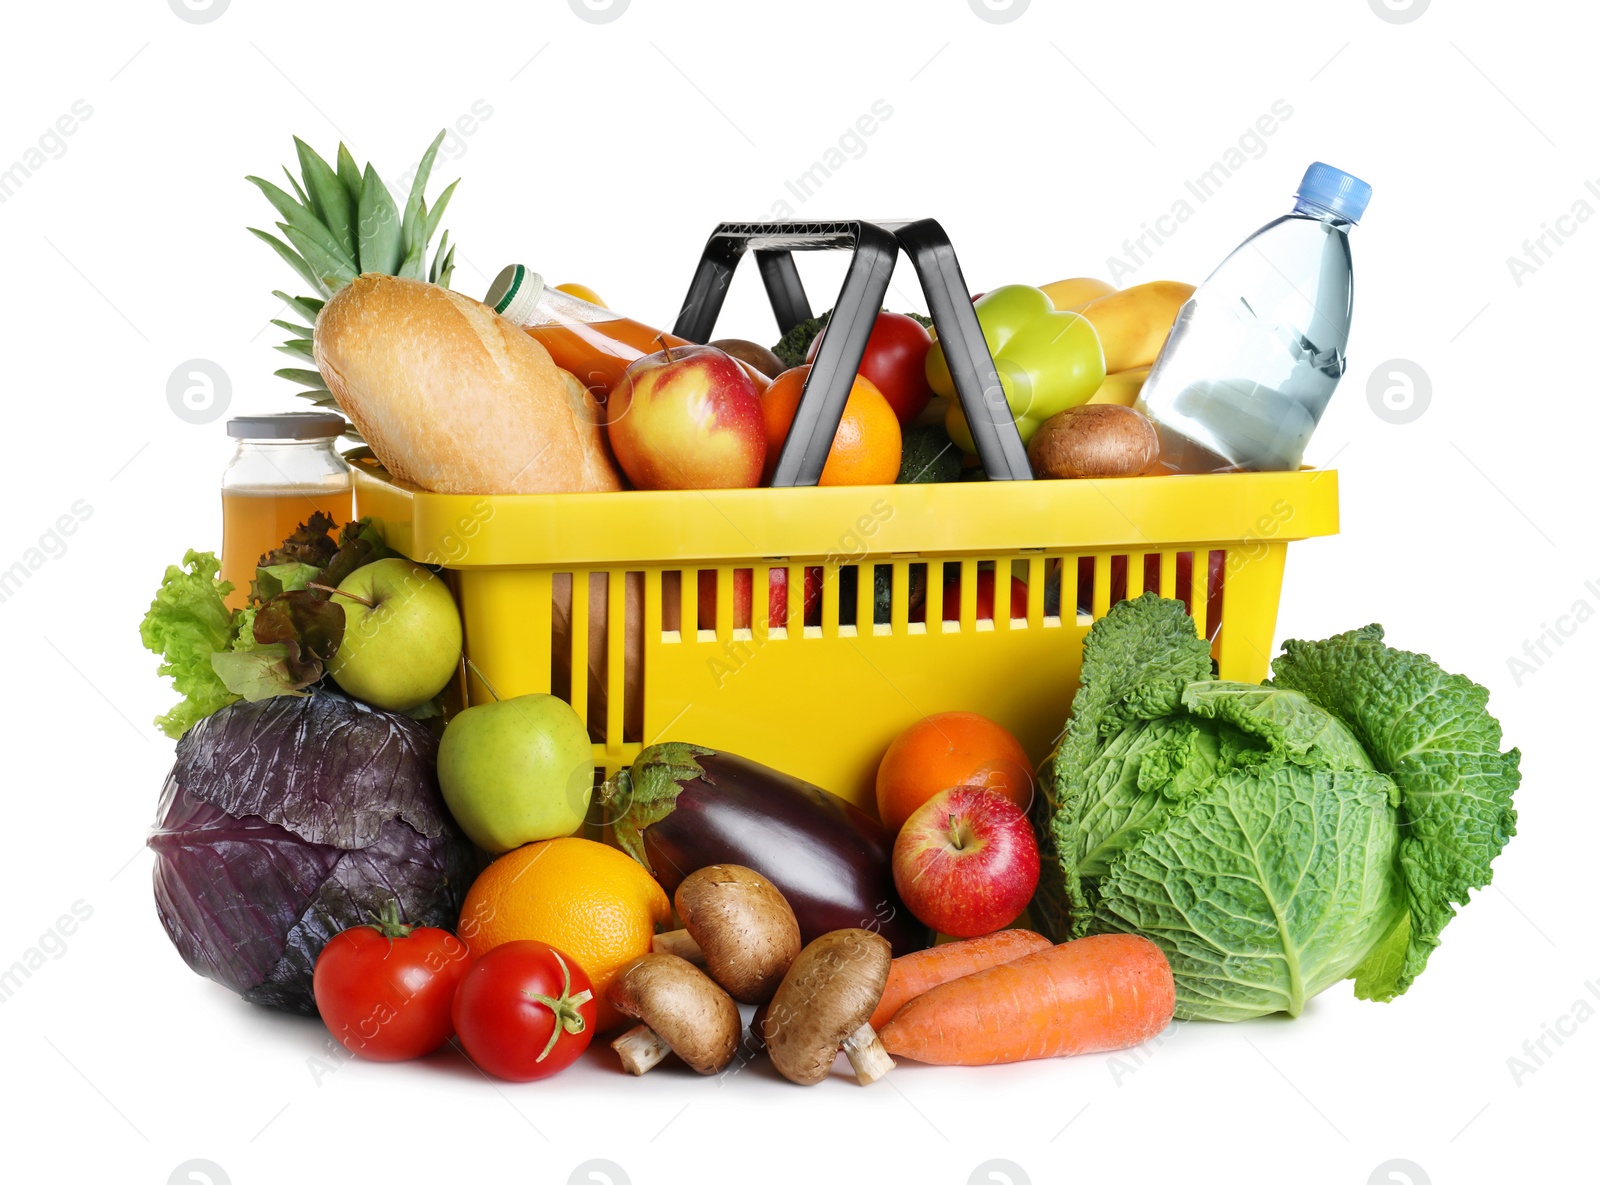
<box><xmin>656</xmin><ymin>332</ymin><xmax>674</xmax><ymax>363</ymax></box>
<box><xmin>947</xmin><ymin>814</ymin><xmax>965</xmax><ymax>851</ymax></box>
<box><xmin>310</xmin><ymin>582</ymin><xmax>374</xmax><ymax>608</ymax></box>
<box><xmin>463</xmin><ymin>655</ymin><xmax>502</xmax><ymax>703</ymax></box>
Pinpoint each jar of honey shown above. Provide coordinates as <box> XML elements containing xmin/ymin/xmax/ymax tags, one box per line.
<box><xmin>220</xmin><ymin>412</ymin><xmax>353</xmax><ymax>609</ymax></box>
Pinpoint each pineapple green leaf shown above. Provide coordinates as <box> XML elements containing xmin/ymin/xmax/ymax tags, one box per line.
<box><xmin>274</xmin><ymin>339</ymin><xmax>316</xmax><ymax>360</ymax></box>
<box><xmin>401</xmin><ymin>128</ymin><xmax>449</xmax><ymax>259</ymax></box>
<box><xmin>428</xmin><ymin>229</ymin><xmax>451</xmax><ymax>284</ymax></box>
<box><xmin>275</xmin><ymin>367</ymin><xmax>326</xmax><ymax>388</ymax></box>
<box><xmin>278</xmin><ymin>222</ymin><xmax>359</xmax><ymax>291</ymax></box>
<box><xmin>335</xmin><ymin>143</ymin><xmax>362</xmax><ymax>206</ymax></box>
<box><xmin>272</xmin><ymin>290</ymin><xmax>324</xmax><ymax>325</ymax></box>
<box><xmin>282</xmin><ymin>167</ymin><xmax>311</xmax><ymax>210</ymax></box>
<box><xmin>294</xmin><ymin>137</ymin><xmax>356</xmax><ymax>263</ymax></box>
<box><xmin>357</xmin><ymin>164</ymin><xmax>403</xmax><ymax>276</ymax></box>
<box><xmin>433</xmin><ymin>241</ymin><xmax>457</xmax><ymax>289</ymax></box>
<box><xmin>423</xmin><ymin>178</ymin><xmax>459</xmax><ymax>249</ymax></box>
<box><xmin>398</xmin><ymin>237</ymin><xmax>428</xmax><ymax>283</ymax></box>
<box><xmin>249</xmin><ymin>227</ymin><xmax>329</xmax><ymax>298</ymax></box>
<box><xmin>247</xmin><ymin>175</ymin><xmax>356</xmax><ymax>273</ymax></box>
<box><xmin>270</xmin><ymin>318</ymin><xmax>312</xmax><ymax>338</ymax></box>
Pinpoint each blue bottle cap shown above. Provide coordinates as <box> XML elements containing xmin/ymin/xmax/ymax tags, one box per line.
<box><xmin>1295</xmin><ymin>162</ymin><xmax>1372</xmax><ymax>223</ymax></box>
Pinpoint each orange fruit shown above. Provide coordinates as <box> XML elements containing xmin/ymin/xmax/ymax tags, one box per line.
<box><xmin>761</xmin><ymin>364</ymin><xmax>902</xmax><ymax>485</ymax></box>
<box><xmin>875</xmin><ymin>711</ymin><xmax>1035</xmax><ymax>835</ymax></box>
<box><xmin>458</xmin><ymin>837</ymin><xmax>670</xmax><ymax>1031</ymax></box>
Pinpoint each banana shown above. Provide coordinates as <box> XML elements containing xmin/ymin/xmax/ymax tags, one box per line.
<box><xmin>1076</xmin><ymin>280</ymin><xmax>1194</xmax><ymax>373</ymax></box>
<box><xmin>1087</xmin><ymin>366</ymin><xmax>1151</xmax><ymax>407</ymax></box>
<box><xmin>1039</xmin><ymin>276</ymin><xmax>1117</xmax><ymax>312</ymax></box>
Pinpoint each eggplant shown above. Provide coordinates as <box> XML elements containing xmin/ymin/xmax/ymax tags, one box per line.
<box><xmin>605</xmin><ymin>744</ymin><xmax>929</xmax><ymax>956</ymax></box>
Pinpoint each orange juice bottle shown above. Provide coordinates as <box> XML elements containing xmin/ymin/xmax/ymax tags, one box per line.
<box><xmin>220</xmin><ymin>413</ymin><xmax>353</xmax><ymax>610</ymax></box>
<box><xmin>486</xmin><ymin>265</ymin><xmax>768</xmax><ymax>398</ymax></box>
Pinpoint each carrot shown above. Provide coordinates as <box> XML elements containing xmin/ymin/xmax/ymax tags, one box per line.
<box><xmin>877</xmin><ymin>934</ymin><xmax>1175</xmax><ymax>1065</ymax></box>
<box><xmin>868</xmin><ymin>929</ymin><xmax>1053</xmax><ymax>1031</ymax></box>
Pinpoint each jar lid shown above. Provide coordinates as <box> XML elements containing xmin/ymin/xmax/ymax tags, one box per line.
<box><xmin>485</xmin><ymin>264</ymin><xmax>545</xmax><ymax>324</ymax></box>
<box><xmin>227</xmin><ymin>412</ymin><xmax>346</xmax><ymax>440</ymax></box>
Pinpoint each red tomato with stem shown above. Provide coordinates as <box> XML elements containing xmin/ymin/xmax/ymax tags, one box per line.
<box><xmin>312</xmin><ymin>906</ymin><xmax>472</xmax><ymax>1062</ymax></box>
<box><xmin>808</xmin><ymin>310</ymin><xmax>933</xmax><ymax>425</ymax></box>
<box><xmin>453</xmin><ymin>940</ymin><xmax>597</xmax><ymax>1082</ymax></box>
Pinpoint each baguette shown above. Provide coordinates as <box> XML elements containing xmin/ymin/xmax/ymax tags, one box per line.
<box><xmin>314</xmin><ymin>274</ymin><xmax>622</xmax><ymax>494</ymax></box>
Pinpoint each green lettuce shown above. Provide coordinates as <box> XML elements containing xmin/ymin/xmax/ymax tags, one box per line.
<box><xmin>138</xmin><ymin>551</ymin><xmax>242</xmax><ymax>739</ymax></box>
<box><xmin>1038</xmin><ymin>594</ymin><xmax>1520</xmax><ymax>1021</ymax></box>
<box><xmin>140</xmin><ymin>517</ymin><xmax>397</xmax><ymax>739</ymax></box>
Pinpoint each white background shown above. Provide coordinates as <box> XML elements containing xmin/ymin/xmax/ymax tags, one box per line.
<box><xmin>0</xmin><ymin>1</ymin><xmax>1591</xmax><ymax>1183</ymax></box>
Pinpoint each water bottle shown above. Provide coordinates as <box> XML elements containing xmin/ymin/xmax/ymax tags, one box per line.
<box><xmin>1137</xmin><ymin>162</ymin><xmax>1372</xmax><ymax>472</ymax></box>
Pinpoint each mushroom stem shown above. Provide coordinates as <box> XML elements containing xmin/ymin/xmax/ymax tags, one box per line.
<box><xmin>747</xmin><ymin>1001</ymin><xmax>771</xmax><ymax>1056</ymax></box>
<box><xmin>840</xmin><ymin>1022</ymin><xmax>894</xmax><ymax>1085</ymax></box>
<box><xmin>610</xmin><ymin>1024</ymin><xmax>673</xmax><ymax>1076</ymax></box>
<box><xmin>651</xmin><ymin>928</ymin><xmax>706</xmax><ymax>964</ymax></box>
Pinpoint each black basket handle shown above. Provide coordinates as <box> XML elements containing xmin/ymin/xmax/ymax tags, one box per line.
<box><xmin>671</xmin><ymin>219</ymin><xmax>1032</xmax><ymax>485</ymax></box>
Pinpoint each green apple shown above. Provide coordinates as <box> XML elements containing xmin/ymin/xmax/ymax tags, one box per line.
<box><xmin>328</xmin><ymin>558</ymin><xmax>462</xmax><ymax>711</ymax></box>
<box><xmin>436</xmin><ymin>693</ymin><xmax>594</xmax><ymax>852</ymax></box>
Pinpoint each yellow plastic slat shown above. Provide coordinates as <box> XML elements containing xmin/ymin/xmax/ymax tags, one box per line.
<box><xmin>606</xmin><ymin>567</ymin><xmax>626</xmax><ymax>752</ymax></box>
<box><xmin>787</xmin><ymin>563</ymin><xmax>804</xmax><ymax>635</ymax></box>
<box><xmin>753</xmin><ymin>564</ymin><xmax>772</xmax><ymax>644</ymax></box>
<box><xmin>569</xmin><ymin>571</ymin><xmax>589</xmax><ymax>728</ymax></box>
<box><xmin>1092</xmin><ymin>554</ymin><xmax>1112</xmax><ymax>620</ymax></box>
<box><xmin>858</xmin><ymin>564</ymin><xmax>876</xmax><ymax>635</ymax></box>
<box><xmin>924</xmin><ymin>562</ymin><xmax>944</xmax><ymax>626</ymax></box>
<box><xmin>716</xmin><ymin>566</ymin><xmax>734</xmax><ymax>639</ymax></box>
<box><xmin>821</xmin><ymin>565</ymin><xmax>842</xmax><ymax>639</ymax></box>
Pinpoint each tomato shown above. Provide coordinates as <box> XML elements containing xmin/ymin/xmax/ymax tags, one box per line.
<box><xmin>944</xmin><ymin>568</ymin><xmax>1029</xmax><ymax>622</ymax></box>
<box><xmin>453</xmin><ymin>940</ymin><xmax>597</xmax><ymax>1082</ymax></box>
<box><xmin>808</xmin><ymin>310</ymin><xmax>932</xmax><ymax>425</ymax></box>
<box><xmin>312</xmin><ymin>910</ymin><xmax>472</xmax><ymax>1062</ymax></box>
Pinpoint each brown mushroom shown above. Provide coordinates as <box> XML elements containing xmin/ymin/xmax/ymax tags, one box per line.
<box><xmin>606</xmin><ymin>953</ymin><xmax>741</xmax><ymax>1076</ymax></box>
<box><xmin>761</xmin><ymin>929</ymin><xmax>894</xmax><ymax>1086</ymax></box>
<box><xmin>651</xmin><ymin>865</ymin><xmax>802</xmax><ymax>1004</ymax></box>
<box><xmin>1027</xmin><ymin>404</ymin><xmax>1160</xmax><ymax>479</ymax></box>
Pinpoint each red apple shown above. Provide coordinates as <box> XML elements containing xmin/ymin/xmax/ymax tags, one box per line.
<box><xmin>607</xmin><ymin>344</ymin><xmax>766</xmax><ymax>489</ymax></box>
<box><xmin>696</xmin><ymin>567</ymin><xmax>823</xmax><ymax>631</ymax></box>
<box><xmin>892</xmin><ymin>785</ymin><xmax>1040</xmax><ymax>938</ymax></box>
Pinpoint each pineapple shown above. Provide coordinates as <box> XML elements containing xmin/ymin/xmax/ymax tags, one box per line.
<box><xmin>248</xmin><ymin>130</ymin><xmax>459</xmax><ymax>416</ymax></box>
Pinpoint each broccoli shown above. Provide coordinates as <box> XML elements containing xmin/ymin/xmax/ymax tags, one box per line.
<box><xmin>772</xmin><ymin>309</ymin><xmax>831</xmax><ymax>369</ymax></box>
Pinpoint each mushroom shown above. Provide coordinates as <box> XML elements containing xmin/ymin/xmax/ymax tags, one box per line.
<box><xmin>761</xmin><ymin>929</ymin><xmax>894</xmax><ymax>1086</ymax></box>
<box><xmin>1027</xmin><ymin>404</ymin><xmax>1160</xmax><ymax>479</ymax></box>
<box><xmin>651</xmin><ymin>865</ymin><xmax>802</xmax><ymax>1004</ymax></box>
<box><xmin>606</xmin><ymin>953</ymin><xmax>741</xmax><ymax>1076</ymax></box>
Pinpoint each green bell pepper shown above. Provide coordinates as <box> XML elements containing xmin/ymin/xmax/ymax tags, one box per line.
<box><xmin>926</xmin><ymin>283</ymin><xmax>1106</xmax><ymax>451</ymax></box>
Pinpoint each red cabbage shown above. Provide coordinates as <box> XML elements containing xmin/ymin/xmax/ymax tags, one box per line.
<box><xmin>149</xmin><ymin>691</ymin><xmax>480</xmax><ymax>1014</ymax></box>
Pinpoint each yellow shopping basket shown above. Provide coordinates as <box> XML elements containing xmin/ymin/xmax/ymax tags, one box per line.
<box><xmin>354</xmin><ymin>464</ymin><xmax>1338</xmax><ymax>812</ymax></box>
<box><xmin>353</xmin><ymin>219</ymin><xmax>1340</xmax><ymax>811</ymax></box>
